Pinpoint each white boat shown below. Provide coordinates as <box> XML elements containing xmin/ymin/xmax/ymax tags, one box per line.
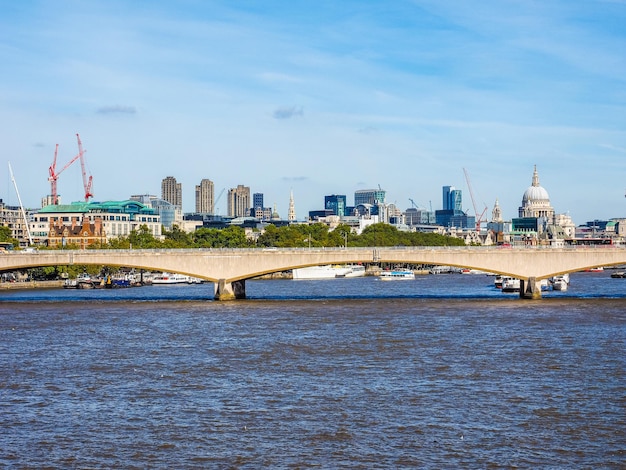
<box><xmin>341</xmin><ymin>265</ymin><xmax>366</xmax><ymax>278</ymax></box>
<box><xmin>551</xmin><ymin>273</ymin><xmax>570</xmax><ymax>291</ymax></box>
<box><xmin>64</xmin><ymin>272</ymin><xmax>94</xmax><ymax>289</ymax></box>
<box><xmin>430</xmin><ymin>265</ymin><xmax>460</xmax><ymax>274</ymax></box>
<box><xmin>292</xmin><ymin>265</ymin><xmax>365</xmax><ymax>280</ymax></box>
<box><xmin>495</xmin><ymin>275</ymin><xmax>514</xmax><ymax>289</ymax></box>
<box><xmin>461</xmin><ymin>268</ymin><xmax>486</xmax><ymax>275</ymax></box>
<box><xmin>152</xmin><ymin>272</ymin><xmax>190</xmax><ymax>284</ymax></box>
<box><xmin>379</xmin><ymin>270</ymin><xmax>415</xmax><ymax>281</ymax></box>
<box><xmin>501</xmin><ymin>278</ymin><xmax>520</xmax><ymax>293</ymax></box>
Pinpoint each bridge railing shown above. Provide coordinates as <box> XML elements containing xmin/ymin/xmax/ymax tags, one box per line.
<box><xmin>5</xmin><ymin>244</ymin><xmax>625</xmax><ymax>255</ymax></box>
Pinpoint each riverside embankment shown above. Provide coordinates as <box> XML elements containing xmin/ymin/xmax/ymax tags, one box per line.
<box><xmin>0</xmin><ymin>280</ymin><xmax>64</xmax><ymax>290</ymax></box>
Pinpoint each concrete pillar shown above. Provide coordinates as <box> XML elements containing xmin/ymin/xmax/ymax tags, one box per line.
<box><xmin>520</xmin><ymin>276</ymin><xmax>542</xmax><ymax>300</ymax></box>
<box><xmin>214</xmin><ymin>279</ymin><xmax>246</xmax><ymax>301</ymax></box>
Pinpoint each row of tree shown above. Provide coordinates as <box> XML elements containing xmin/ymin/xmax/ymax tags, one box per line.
<box><xmin>2</xmin><ymin>222</ymin><xmax>466</xmax><ymax>250</ymax></box>
<box><xmin>83</xmin><ymin>222</ymin><xmax>466</xmax><ymax>249</ymax></box>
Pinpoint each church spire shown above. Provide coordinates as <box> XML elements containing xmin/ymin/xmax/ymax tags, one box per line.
<box><xmin>492</xmin><ymin>198</ymin><xmax>502</xmax><ymax>222</ymax></box>
<box><xmin>532</xmin><ymin>164</ymin><xmax>540</xmax><ymax>187</ymax></box>
<box><xmin>288</xmin><ymin>189</ymin><xmax>296</xmax><ymax>221</ymax></box>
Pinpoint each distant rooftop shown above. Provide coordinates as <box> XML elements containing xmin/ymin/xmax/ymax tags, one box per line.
<box><xmin>38</xmin><ymin>200</ymin><xmax>157</xmax><ymax>215</ymax></box>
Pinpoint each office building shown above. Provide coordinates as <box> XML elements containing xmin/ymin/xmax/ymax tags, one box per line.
<box><xmin>354</xmin><ymin>189</ymin><xmax>386</xmax><ymax>206</ymax></box>
<box><xmin>0</xmin><ymin>199</ymin><xmax>31</xmax><ymax>247</ymax></box>
<box><xmin>442</xmin><ymin>186</ymin><xmax>462</xmax><ymax>211</ymax></box>
<box><xmin>253</xmin><ymin>193</ymin><xmax>264</xmax><ymax>212</ymax></box>
<box><xmin>405</xmin><ymin>207</ymin><xmax>435</xmax><ymax>225</ymax></box>
<box><xmin>161</xmin><ymin>176</ymin><xmax>182</xmax><ymax>209</ymax></box>
<box><xmin>325</xmin><ymin>194</ymin><xmax>347</xmax><ymax>217</ymax></box>
<box><xmin>195</xmin><ymin>179</ymin><xmax>214</xmax><ymax>214</ymax></box>
<box><xmin>131</xmin><ymin>194</ymin><xmax>182</xmax><ymax>230</ymax></box>
<box><xmin>227</xmin><ymin>185</ymin><xmax>251</xmax><ymax>218</ymax></box>
<box><xmin>32</xmin><ymin>200</ymin><xmax>162</xmax><ymax>247</ymax></box>
<box><xmin>436</xmin><ymin>185</ymin><xmax>474</xmax><ymax>229</ymax></box>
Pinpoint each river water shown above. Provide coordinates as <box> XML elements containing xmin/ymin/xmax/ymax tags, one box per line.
<box><xmin>1</xmin><ymin>272</ymin><xmax>624</xmax><ymax>468</ymax></box>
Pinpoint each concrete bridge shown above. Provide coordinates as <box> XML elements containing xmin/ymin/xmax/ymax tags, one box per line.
<box><xmin>2</xmin><ymin>246</ymin><xmax>625</xmax><ymax>300</ymax></box>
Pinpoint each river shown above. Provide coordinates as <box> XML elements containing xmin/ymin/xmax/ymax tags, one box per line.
<box><xmin>1</xmin><ymin>271</ymin><xmax>624</xmax><ymax>468</ymax></box>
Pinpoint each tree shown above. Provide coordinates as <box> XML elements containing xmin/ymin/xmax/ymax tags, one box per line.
<box><xmin>129</xmin><ymin>225</ymin><xmax>160</xmax><ymax>248</ymax></box>
<box><xmin>219</xmin><ymin>226</ymin><xmax>251</xmax><ymax>248</ymax></box>
<box><xmin>162</xmin><ymin>224</ymin><xmax>191</xmax><ymax>247</ymax></box>
<box><xmin>0</xmin><ymin>226</ymin><xmax>11</xmax><ymax>241</ymax></box>
<box><xmin>355</xmin><ymin>223</ymin><xmax>401</xmax><ymax>246</ymax></box>
<box><xmin>256</xmin><ymin>224</ymin><xmax>279</xmax><ymax>247</ymax></box>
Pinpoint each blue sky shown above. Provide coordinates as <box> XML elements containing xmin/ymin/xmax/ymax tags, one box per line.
<box><xmin>1</xmin><ymin>0</ymin><xmax>624</xmax><ymax>224</ymax></box>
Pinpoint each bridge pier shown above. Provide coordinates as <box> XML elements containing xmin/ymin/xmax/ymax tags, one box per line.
<box><xmin>214</xmin><ymin>279</ymin><xmax>246</xmax><ymax>301</ymax></box>
<box><xmin>520</xmin><ymin>276</ymin><xmax>542</xmax><ymax>300</ymax></box>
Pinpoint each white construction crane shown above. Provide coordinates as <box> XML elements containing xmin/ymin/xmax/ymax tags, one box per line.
<box><xmin>8</xmin><ymin>162</ymin><xmax>33</xmax><ymax>246</ymax></box>
<box><xmin>463</xmin><ymin>167</ymin><xmax>488</xmax><ymax>232</ymax></box>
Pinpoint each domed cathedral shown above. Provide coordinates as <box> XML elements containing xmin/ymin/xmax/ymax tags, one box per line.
<box><xmin>512</xmin><ymin>165</ymin><xmax>575</xmax><ymax>244</ymax></box>
<box><xmin>518</xmin><ymin>165</ymin><xmax>555</xmax><ymax>219</ymax></box>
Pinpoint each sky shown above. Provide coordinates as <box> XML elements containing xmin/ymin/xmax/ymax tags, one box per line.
<box><xmin>1</xmin><ymin>0</ymin><xmax>625</xmax><ymax>224</ymax></box>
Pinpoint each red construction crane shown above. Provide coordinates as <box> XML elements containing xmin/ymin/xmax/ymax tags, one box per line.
<box><xmin>463</xmin><ymin>167</ymin><xmax>488</xmax><ymax>232</ymax></box>
<box><xmin>48</xmin><ymin>142</ymin><xmax>83</xmax><ymax>205</ymax></box>
<box><xmin>47</xmin><ymin>134</ymin><xmax>93</xmax><ymax>205</ymax></box>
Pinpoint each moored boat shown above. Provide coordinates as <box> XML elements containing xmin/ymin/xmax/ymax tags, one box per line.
<box><xmin>495</xmin><ymin>275</ymin><xmax>515</xmax><ymax>289</ymax></box>
<box><xmin>551</xmin><ymin>273</ymin><xmax>570</xmax><ymax>291</ymax></box>
<box><xmin>379</xmin><ymin>270</ymin><xmax>416</xmax><ymax>281</ymax></box>
<box><xmin>292</xmin><ymin>264</ymin><xmax>365</xmax><ymax>280</ymax></box>
<box><xmin>501</xmin><ymin>277</ymin><xmax>520</xmax><ymax>293</ymax></box>
<box><xmin>64</xmin><ymin>273</ymin><xmax>95</xmax><ymax>289</ymax></box>
<box><xmin>340</xmin><ymin>265</ymin><xmax>366</xmax><ymax>278</ymax></box>
<box><xmin>152</xmin><ymin>272</ymin><xmax>190</xmax><ymax>284</ymax></box>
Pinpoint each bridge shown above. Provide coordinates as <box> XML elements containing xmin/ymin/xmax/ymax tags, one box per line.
<box><xmin>2</xmin><ymin>246</ymin><xmax>625</xmax><ymax>300</ymax></box>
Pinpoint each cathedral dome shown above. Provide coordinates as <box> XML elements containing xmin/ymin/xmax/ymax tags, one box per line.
<box><xmin>522</xmin><ymin>184</ymin><xmax>550</xmax><ymax>203</ymax></box>
<box><xmin>518</xmin><ymin>165</ymin><xmax>554</xmax><ymax>219</ymax></box>
<box><xmin>522</xmin><ymin>165</ymin><xmax>550</xmax><ymax>203</ymax></box>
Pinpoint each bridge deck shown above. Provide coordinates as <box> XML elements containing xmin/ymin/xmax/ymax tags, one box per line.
<box><xmin>2</xmin><ymin>246</ymin><xmax>625</xmax><ymax>300</ymax></box>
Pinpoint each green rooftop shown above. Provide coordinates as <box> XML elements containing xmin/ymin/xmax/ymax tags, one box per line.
<box><xmin>38</xmin><ymin>200</ymin><xmax>156</xmax><ymax>215</ymax></box>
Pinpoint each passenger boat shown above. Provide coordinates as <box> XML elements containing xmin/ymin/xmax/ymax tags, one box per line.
<box><xmin>610</xmin><ymin>271</ymin><xmax>626</xmax><ymax>278</ymax></box>
<box><xmin>551</xmin><ymin>273</ymin><xmax>570</xmax><ymax>291</ymax></box>
<box><xmin>461</xmin><ymin>268</ymin><xmax>486</xmax><ymax>274</ymax></box>
<box><xmin>501</xmin><ymin>278</ymin><xmax>520</xmax><ymax>293</ymax></box>
<box><xmin>495</xmin><ymin>275</ymin><xmax>515</xmax><ymax>289</ymax></box>
<box><xmin>292</xmin><ymin>265</ymin><xmax>365</xmax><ymax>280</ymax></box>
<box><xmin>152</xmin><ymin>272</ymin><xmax>191</xmax><ymax>284</ymax></box>
<box><xmin>379</xmin><ymin>270</ymin><xmax>416</xmax><ymax>281</ymax></box>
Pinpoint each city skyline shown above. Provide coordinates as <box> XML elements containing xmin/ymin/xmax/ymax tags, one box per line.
<box><xmin>0</xmin><ymin>1</ymin><xmax>624</xmax><ymax>224</ymax></box>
